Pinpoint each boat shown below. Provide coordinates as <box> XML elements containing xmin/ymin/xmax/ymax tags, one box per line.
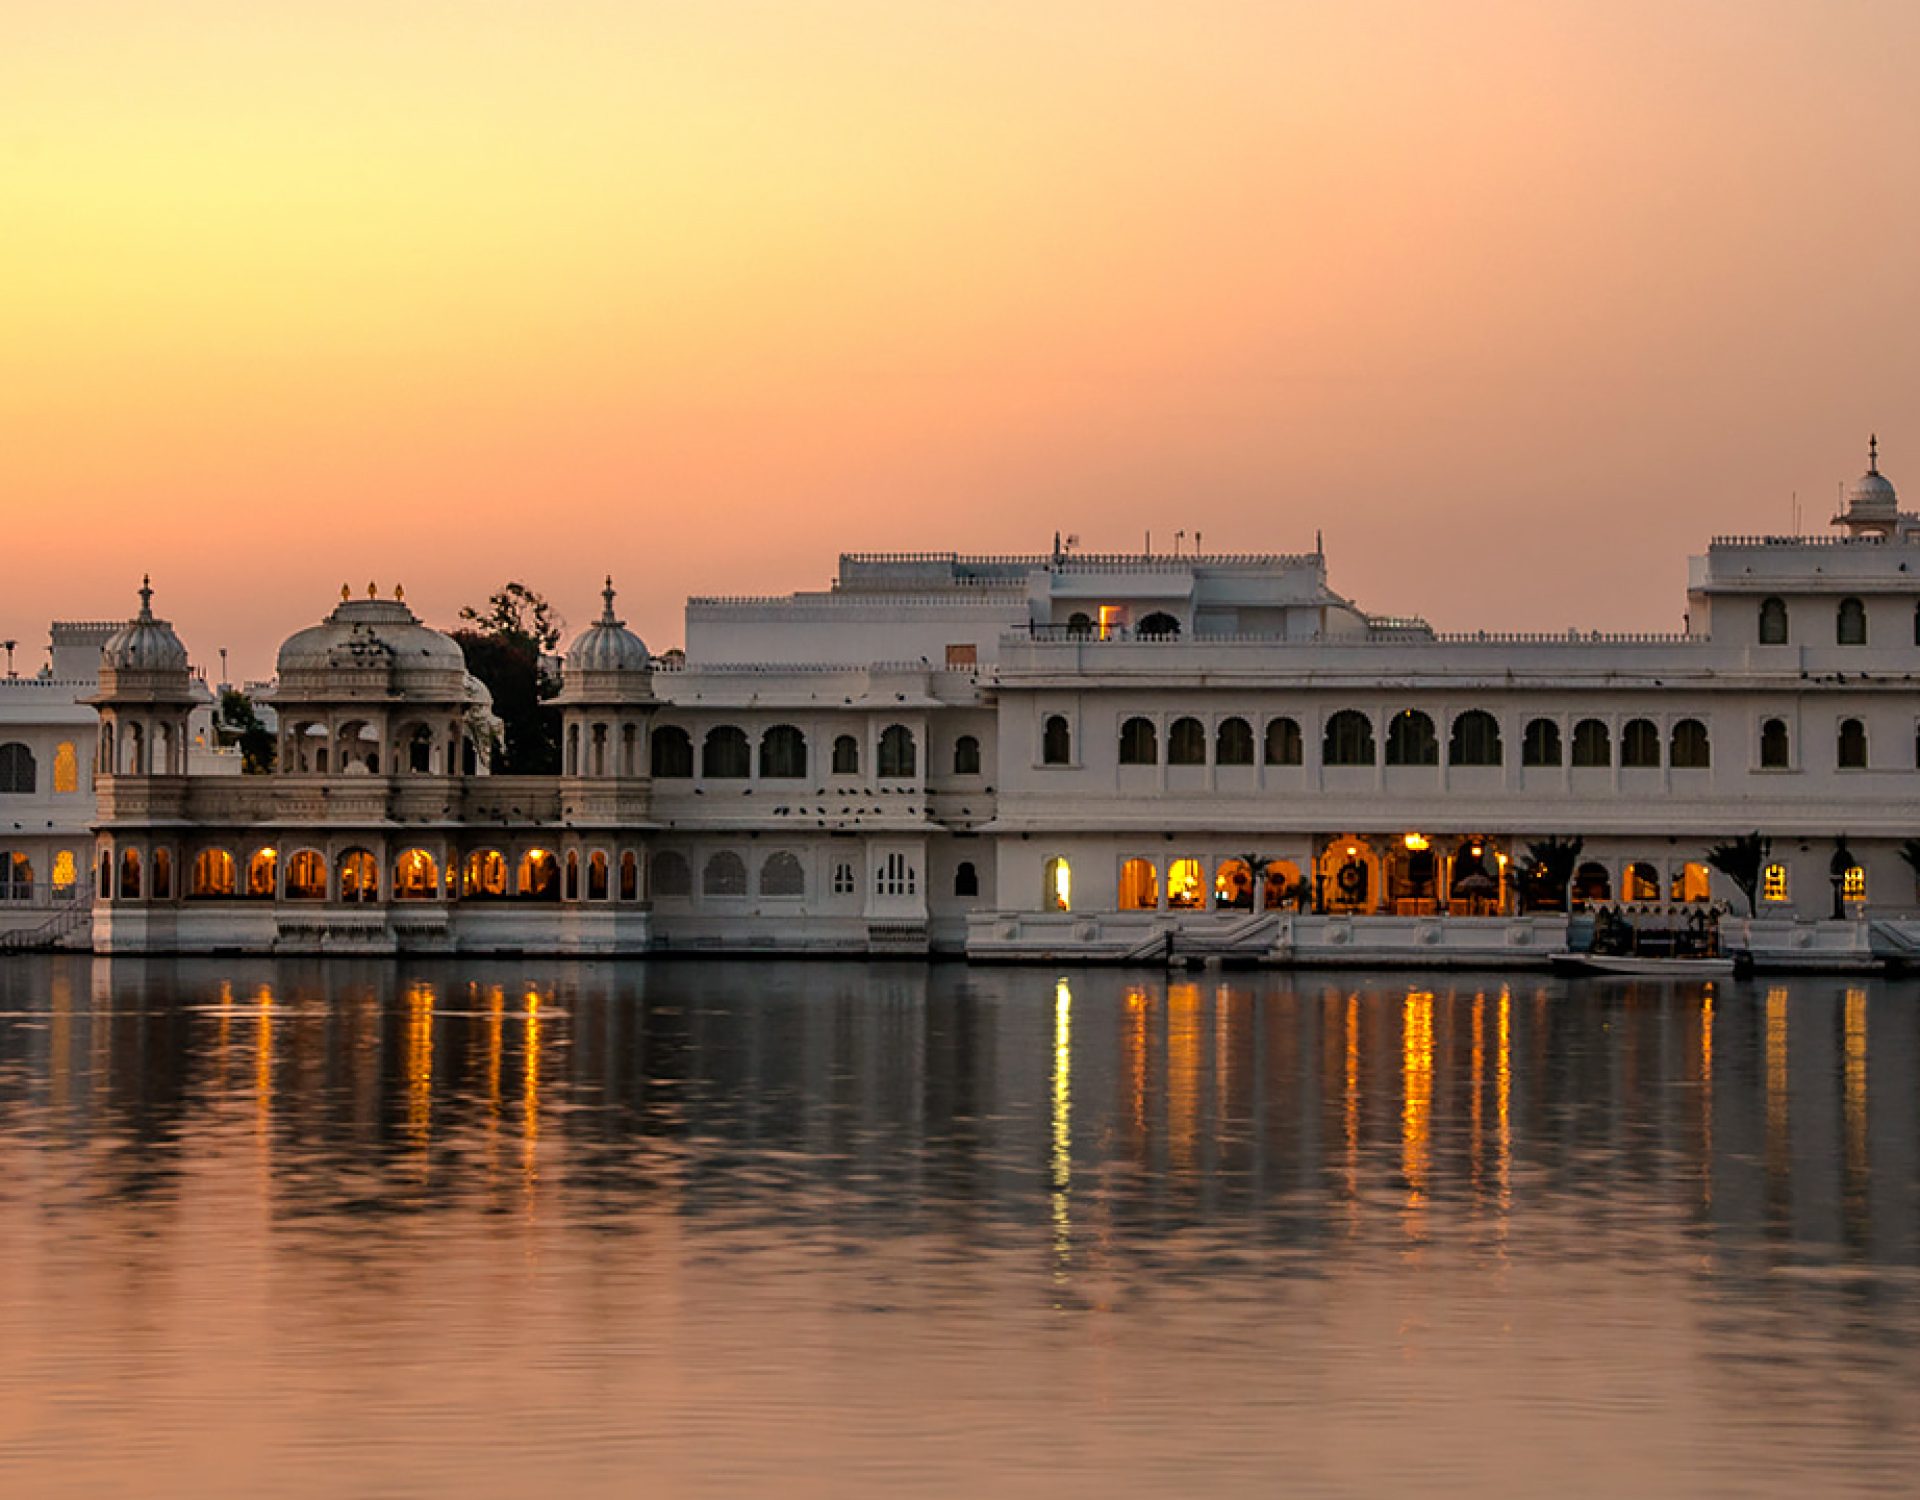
<box><xmin>1551</xmin><ymin>952</ymin><xmax>1734</xmax><ymax>978</ymax></box>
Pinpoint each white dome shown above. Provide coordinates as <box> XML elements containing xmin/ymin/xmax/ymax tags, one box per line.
<box><xmin>102</xmin><ymin>577</ymin><xmax>189</xmax><ymax>673</ymax></box>
<box><xmin>564</xmin><ymin>578</ymin><xmax>651</xmax><ymax>674</ymax></box>
<box><xmin>273</xmin><ymin>589</ymin><xmax>473</xmax><ymax>705</ymax></box>
<box><xmin>1844</xmin><ymin>436</ymin><xmax>1897</xmax><ymax>519</ymax></box>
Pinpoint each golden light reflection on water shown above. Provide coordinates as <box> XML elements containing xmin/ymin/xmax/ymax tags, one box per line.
<box><xmin>1844</xmin><ymin>987</ymin><xmax>1868</xmax><ymax>1230</ymax></box>
<box><xmin>1401</xmin><ymin>991</ymin><xmax>1434</xmax><ymax>1238</ymax></box>
<box><xmin>1765</xmin><ymin>986</ymin><xmax>1790</xmax><ymax>1199</ymax></box>
<box><xmin>406</xmin><ymin>981</ymin><xmax>434</xmax><ymax>1160</ymax></box>
<box><xmin>522</xmin><ymin>987</ymin><xmax>544</xmax><ymax>1204</ymax></box>
<box><xmin>1343</xmin><ymin>992</ymin><xmax>1360</xmax><ymax>1235</ymax></box>
<box><xmin>1166</xmin><ymin>982</ymin><xmax>1200</xmax><ymax>1172</ymax></box>
<box><xmin>1700</xmin><ymin>990</ymin><xmax>1714</xmax><ymax>1212</ymax></box>
<box><xmin>1050</xmin><ymin>977</ymin><xmax>1072</xmax><ymax>1283</ymax></box>
<box><xmin>1496</xmin><ymin>986</ymin><xmax>1513</xmax><ymax>1237</ymax></box>
<box><xmin>254</xmin><ymin>982</ymin><xmax>275</xmax><ymax>1135</ymax></box>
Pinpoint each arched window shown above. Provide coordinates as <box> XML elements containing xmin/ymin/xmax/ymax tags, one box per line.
<box><xmin>565</xmin><ymin>850</ymin><xmax>580</xmax><ymax>900</ymax></box>
<box><xmin>1322</xmin><ymin>710</ymin><xmax>1375</xmax><ymax>766</ymax></box>
<box><xmin>247</xmin><ymin>848</ymin><xmax>277</xmax><ymax>898</ymax></box>
<box><xmin>406</xmin><ymin>725</ymin><xmax>434</xmax><ymax>774</ymax></box>
<box><xmin>1216</xmin><ymin>717</ymin><xmax>1254</xmax><ymax>766</ymax></box>
<box><xmin>877</xmin><ymin>725</ymin><xmax>917</xmax><ymax>778</ymax></box>
<box><xmin>1669</xmin><ymin>862</ymin><xmax>1711</xmax><ymax>902</ymax></box>
<box><xmin>1118</xmin><ymin>858</ymin><xmax>1158</xmax><ymax>910</ymax></box>
<box><xmin>622</xmin><ymin>724</ymin><xmax>638</xmax><ymax>776</ymax></box>
<box><xmin>1449</xmin><ymin>710</ymin><xmax>1502</xmax><ymax>766</ymax></box>
<box><xmin>1385</xmin><ymin>709</ymin><xmax>1438</xmax><ymax>766</ymax></box>
<box><xmin>1624</xmin><ymin>861</ymin><xmax>1660</xmax><ymax>903</ymax></box>
<box><xmin>759</xmin><ymin>725</ymin><xmax>807</xmax><ymax>778</ymax></box>
<box><xmin>1118</xmin><ymin>717</ymin><xmax>1158</xmax><ymax>765</ymax></box>
<box><xmin>1167</xmin><ymin>717</ymin><xmax>1206</xmax><ymax>765</ymax></box>
<box><xmin>1621</xmin><ymin>719</ymin><xmax>1660</xmax><ymax>768</ymax></box>
<box><xmin>1137</xmin><ymin>612</ymin><xmax>1180</xmax><ymax>639</ymax></box>
<box><xmin>831</xmin><ymin>861</ymin><xmax>856</xmax><ymax>895</ymax></box>
<box><xmin>588</xmin><ymin>850</ymin><xmax>609</xmax><ymax>900</ymax></box>
<box><xmin>1670</xmin><ymin>718</ymin><xmax>1710</xmax><ymax>769</ymax></box>
<box><xmin>831</xmin><ymin>734</ymin><xmax>860</xmax><ymax>774</ymax></box>
<box><xmin>518</xmin><ymin>848</ymin><xmax>559</xmax><ymax>900</ymax></box>
<box><xmin>1043</xmin><ymin>856</ymin><xmax>1070</xmax><ymax>911</ymax></box>
<box><xmin>1213</xmin><ymin>858</ymin><xmax>1252</xmax><ymax>909</ymax></box>
<box><xmin>119</xmin><ymin>847</ymin><xmax>141</xmax><ymax>899</ymax></box>
<box><xmin>589</xmin><ymin>723</ymin><xmax>608</xmax><ymax>777</ymax></box>
<box><xmin>1265</xmin><ymin>717</ymin><xmax>1302</xmax><ymax>766</ymax></box>
<box><xmin>53</xmin><ymin>742</ymin><xmax>78</xmax><ymax>794</ymax></box>
<box><xmin>954</xmin><ymin>860</ymin><xmax>979</xmax><ymax>899</ymax></box>
<box><xmin>619</xmin><ymin>850</ymin><xmax>639</xmax><ymax>900</ymax></box>
<box><xmin>702</xmin><ymin>726</ymin><xmax>750</xmax><ymax>778</ymax></box>
<box><xmin>1837</xmin><ymin>596</ymin><xmax>1867</xmax><ymax>645</ymax></box>
<box><xmin>1167</xmin><ymin>858</ymin><xmax>1205</xmax><ymax>909</ymax></box>
<box><xmin>192</xmin><ymin>848</ymin><xmax>236</xmax><ymax>897</ymax></box>
<box><xmin>875</xmin><ymin>852</ymin><xmax>917</xmax><ymax>896</ymax></box>
<box><xmin>1761</xmin><ymin>863</ymin><xmax>1789</xmax><ymax>903</ymax></box>
<box><xmin>759</xmin><ymin>851</ymin><xmax>805</xmax><ymax>896</ymax></box>
<box><xmin>1759</xmin><ymin>596</ymin><xmax>1789</xmax><ymax>644</ymax></box>
<box><xmin>149</xmin><ymin>847</ymin><xmax>171</xmax><ymax>899</ymax></box>
<box><xmin>1571</xmin><ymin>861</ymin><xmax>1611</xmax><ymax>903</ymax></box>
<box><xmin>1066</xmin><ymin>611</ymin><xmax>1093</xmax><ymax>639</ymax></box>
<box><xmin>952</xmin><ymin>735</ymin><xmax>982</xmax><ymax>775</ymax></box>
<box><xmin>651</xmin><ymin>725</ymin><xmax>693</xmax><ymax>778</ymax></box>
<box><xmin>1521</xmin><ymin>718</ymin><xmax>1561</xmax><ymax>767</ymax></box>
<box><xmin>286</xmin><ymin>849</ymin><xmax>327</xmax><ymax>900</ymax></box>
<box><xmin>464</xmin><ymin>849</ymin><xmax>508</xmax><ymax>898</ymax></box>
<box><xmin>1760</xmin><ymin>718</ymin><xmax>1790</xmax><ymax>769</ymax></box>
<box><xmin>1571</xmin><ymin>719</ymin><xmax>1611</xmax><ymax>768</ymax></box>
<box><xmin>703</xmin><ymin>851</ymin><xmax>747</xmax><ymax>896</ymax></box>
<box><xmin>1842</xmin><ymin>863</ymin><xmax>1866</xmax><ymax>903</ymax></box>
<box><xmin>98</xmin><ymin>850</ymin><xmax>111</xmax><ymax>899</ymax></box>
<box><xmin>564</xmin><ymin>723</ymin><xmax>580</xmax><ymax>776</ymax></box>
<box><xmin>1838</xmin><ymin>718</ymin><xmax>1868</xmax><ymax>769</ymax></box>
<box><xmin>1263</xmin><ymin>860</ymin><xmax>1303</xmax><ymax>911</ymax></box>
<box><xmin>0</xmin><ymin>851</ymin><xmax>33</xmax><ymax>901</ymax></box>
<box><xmin>0</xmin><ymin>743</ymin><xmax>35</xmax><ymax>794</ymax></box>
<box><xmin>651</xmin><ymin>851</ymin><xmax>691</xmax><ymax>897</ymax></box>
<box><xmin>52</xmin><ymin>850</ymin><xmax>76</xmax><ymax>897</ymax></box>
<box><xmin>392</xmin><ymin>848</ymin><xmax>437</xmax><ymax>900</ymax></box>
<box><xmin>337</xmin><ymin>849</ymin><xmax>377</xmax><ymax>902</ymax></box>
<box><xmin>1042</xmin><ymin>715</ymin><xmax>1071</xmax><ymax>766</ymax></box>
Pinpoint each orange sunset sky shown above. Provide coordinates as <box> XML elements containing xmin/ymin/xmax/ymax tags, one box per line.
<box><xmin>3</xmin><ymin>0</ymin><xmax>1918</xmax><ymax>679</ymax></box>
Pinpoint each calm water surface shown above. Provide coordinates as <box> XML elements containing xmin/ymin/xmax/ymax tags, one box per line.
<box><xmin>0</xmin><ymin>956</ymin><xmax>1916</xmax><ymax>1498</ymax></box>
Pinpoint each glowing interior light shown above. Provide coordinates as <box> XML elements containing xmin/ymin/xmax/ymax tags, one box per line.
<box><xmin>1403</xmin><ymin>833</ymin><xmax>1428</xmax><ymax>851</ymax></box>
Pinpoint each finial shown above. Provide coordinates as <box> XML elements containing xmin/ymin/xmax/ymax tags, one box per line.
<box><xmin>342</xmin><ymin>582</ymin><xmax>351</xmax><ymax>602</ymax></box>
<box><xmin>601</xmin><ymin>574</ymin><xmax>618</xmax><ymax>622</ymax></box>
<box><xmin>394</xmin><ymin>582</ymin><xmax>404</xmax><ymax>602</ymax></box>
<box><xmin>137</xmin><ymin>573</ymin><xmax>154</xmax><ymax>618</ymax></box>
<box><xmin>1869</xmin><ymin>433</ymin><xmax>1879</xmax><ymax>473</ymax></box>
<box><xmin>367</xmin><ymin>580</ymin><xmax>377</xmax><ymax>599</ymax></box>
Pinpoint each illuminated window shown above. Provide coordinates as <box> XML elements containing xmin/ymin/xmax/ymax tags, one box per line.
<box><xmin>1842</xmin><ymin>865</ymin><xmax>1866</xmax><ymax>902</ymax></box>
<box><xmin>1118</xmin><ymin>858</ymin><xmax>1158</xmax><ymax>911</ymax></box>
<box><xmin>191</xmin><ymin>848</ymin><xmax>236</xmax><ymax>897</ymax></box>
<box><xmin>1167</xmin><ymin>857</ymin><xmax>1205</xmax><ymax>910</ymax></box>
<box><xmin>286</xmin><ymin>849</ymin><xmax>327</xmax><ymax>900</ymax></box>
<box><xmin>119</xmin><ymin>847</ymin><xmax>141</xmax><ymax>899</ymax></box>
<box><xmin>339</xmin><ymin>849</ymin><xmax>378</xmax><ymax>903</ymax></box>
<box><xmin>52</xmin><ymin>850</ymin><xmax>76</xmax><ymax>896</ymax></box>
<box><xmin>464</xmin><ymin>849</ymin><xmax>508</xmax><ymax>897</ymax></box>
<box><xmin>1263</xmin><ymin>860</ymin><xmax>1302</xmax><ymax>910</ymax></box>
<box><xmin>1044</xmin><ymin>856</ymin><xmax>1071</xmax><ymax>911</ymax></box>
<box><xmin>1571</xmin><ymin>861</ymin><xmax>1611</xmax><ymax>903</ymax></box>
<box><xmin>1213</xmin><ymin>858</ymin><xmax>1252</xmax><ymax>909</ymax></box>
<box><xmin>53</xmin><ymin>742</ymin><xmax>78</xmax><ymax>794</ymax></box>
<box><xmin>248</xmin><ymin>848</ymin><xmax>278</xmax><ymax>897</ymax></box>
<box><xmin>1761</xmin><ymin>863</ymin><xmax>1789</xmax><ymax>903</ymax></box>
<box><xmin>1624</xmin><ymin>861</ymin><xmax>1660</xmax><ymax>902</ymax></box>
<box><xmin>0</xmin><ymin>850</ymin><xmax>33</xmax><ymax>901</ymax></box>
<box><xmin>1669</xmin><ymin>862</ymin><xmax>1711</xmax><ymax>902</ymax></box>
<box><xmin>392</xmin><ymin>848</ymin><xmax>437</xmax><ymax>900</ymax></box>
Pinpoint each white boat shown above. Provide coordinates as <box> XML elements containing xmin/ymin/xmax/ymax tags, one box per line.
<box><xmin>1551</xmin><ymin>952</ymin><xmax>1735</xmax><ymax>978</ymax></box>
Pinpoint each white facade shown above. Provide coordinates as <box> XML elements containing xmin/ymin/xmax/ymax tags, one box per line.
<box><xmin>76</xmin><ymin>443</ymin><xmax>1920</xmax><ymax>969</ymax></box>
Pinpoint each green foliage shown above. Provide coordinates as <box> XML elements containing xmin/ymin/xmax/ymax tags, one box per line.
<box><xmin>1900</xmin><ymin>839</ymin><xmax>1920</xmax><ymax>880</ymax></box>
<box><xmin>217</xmin><ymin>687</ymin><xmax>277</xmax><ymax>774</ymax></box>
<box><xmin>1515</xmin><ymin>834</ymin><xmax>1583</xmax><ymax>912</ymax></box>
<box><xmin>454</xmin><ymin>582</ymin><xmax>562</xmax><ymax>774</ymax></box>
<box><xmin>1705</xmin><ymin>831</ymin><xmax>1769</xmax><ymax>916</ymax></box>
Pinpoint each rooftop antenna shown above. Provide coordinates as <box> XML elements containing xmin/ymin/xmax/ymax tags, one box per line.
<box><xmin>1315</xmin><ymin>528</ymin><xmax>1324</xmax><ymax>556</ymax></box>
<box><xmin>2</xmin><ymin>640</ymin><xmax>14</xmax><ymax>678</ymax></box>
<box><xmin>1145</xmin><ymin>529</ymin><xmax>1151</xmax><ymax>557</ymax></box>
<box><xmin>1174</xmin><ymin>529</ymin><xmax>1186</xmax><ymax>556</ymax></box>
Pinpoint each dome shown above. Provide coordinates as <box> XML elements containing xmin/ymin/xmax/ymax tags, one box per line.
<box><xmin>102</xmin><ymin>576</ymin><xmax>189</xmax><ymax>673</ymax></box>
<box><xmin>1844</xmin><ymin>435</ymin><xmax>1898</xmax><ymax>519</ymax></box>
<box><xmin>273</xmin><ymin>587</ymin><xmax>471</xmax><ymax>702</ymax></box>
<box><xmin>564</xmin><ymin>578</ymin><xmax>651</xmax><ymax>674</ymax></box>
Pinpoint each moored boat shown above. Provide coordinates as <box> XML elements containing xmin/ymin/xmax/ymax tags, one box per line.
<box><xmin>1551</xmin><ymin>952</ymin><xmax>1734</xmax><ymax>978</ymax></box>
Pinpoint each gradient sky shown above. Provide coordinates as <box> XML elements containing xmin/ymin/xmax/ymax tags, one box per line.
<box><xmin>4</xmin><ymin>0</ymin><xmax>1918</xmax><ymax>679</ymax></box>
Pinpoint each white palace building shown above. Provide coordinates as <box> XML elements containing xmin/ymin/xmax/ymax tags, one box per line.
<box><xmin>11</xmin><ymin>440</ymin><xmax>1920</xmax><ymax>969</ymax></box>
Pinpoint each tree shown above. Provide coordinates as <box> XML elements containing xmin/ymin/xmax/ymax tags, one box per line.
<box><xmin>453</xmin><ymin>583</ymin><xmax>563</xmax><ymax>774</ymax></box>
<box><xmin>1705</xmin><ymin>831</ymin><xmax>1769</xmax><ymax>916</ymax></box>
<box><xmin>1515</xmin><ymin>834</ymin><xmax>1583</xmax><ymax>912</ymax></box>
<box><xmin>217</xmin><ymin>687</ymin><xmax>276</xmax><ymax>774</ymax></box>
<box><xmin>1900</xmin><ymin>839</ymin><xmax>1920</xmax><ymax>885</ymax></box>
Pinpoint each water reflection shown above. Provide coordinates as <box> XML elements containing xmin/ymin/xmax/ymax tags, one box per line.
<box><xmin>0</xmin><ymin>958</ymin><xmax>1916</xmax><ymax>1498</ymax></box>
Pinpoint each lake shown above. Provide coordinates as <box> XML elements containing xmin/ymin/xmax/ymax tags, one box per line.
<box><xmin>0</xmin><ymin>956</ymin><xmax>1915</xmax><ymax>1497</ymax></box>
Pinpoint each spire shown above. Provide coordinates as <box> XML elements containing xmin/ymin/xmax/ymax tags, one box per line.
<box><xmin>138</xmin><ymin>574</ymin><xmax>154</xmax><ymax>619</ymax></box>
<box><xmin>1870</xmin><ymin>433</ymin><xmax>1879</xmax><ymax>474</ymax></box>
<box><xmin>601</xmin><ymin>574</ymin><xmax>620</xmax><ymax>624</ymax></box>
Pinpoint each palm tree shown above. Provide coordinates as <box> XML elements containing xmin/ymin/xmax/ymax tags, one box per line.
<box><xmin>1515</xmin><ymin>835</ymin><xmax>1583</xmax><ymax>912</ymax></box>
<box><xmin>1706</xmin><ymin>831</ymin><xmax>1769</xmax><ymax>916</ymax></box>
